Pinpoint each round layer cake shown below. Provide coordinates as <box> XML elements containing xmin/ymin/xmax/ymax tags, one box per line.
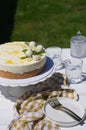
<box><xmin>0</xmin><ymin>41</ymin><xmax>46</xmax><ymax>79</ymax></box>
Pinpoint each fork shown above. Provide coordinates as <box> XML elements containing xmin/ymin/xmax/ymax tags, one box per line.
<box><xmin>47</xmin><ymin>98</ymin><xmax>82</xmax><ymax>122</ymax></box>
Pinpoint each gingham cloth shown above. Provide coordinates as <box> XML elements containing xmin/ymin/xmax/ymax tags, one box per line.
<box><xmin>8</xmin><ymin>73</ymin><xmax>78</xmax><ymax>130</ymax></box>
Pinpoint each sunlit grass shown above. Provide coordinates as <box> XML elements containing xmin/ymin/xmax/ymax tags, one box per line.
<box><xmin>11</xmin><ymin>0</ymin><xmax>86</xmax><ymax>48</ymax></box>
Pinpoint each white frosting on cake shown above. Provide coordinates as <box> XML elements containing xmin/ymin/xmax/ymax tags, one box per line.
<box><xmin>0</xmin><ymin>42</ymin><xmax>46</xmax><ymax>74</ymax></box>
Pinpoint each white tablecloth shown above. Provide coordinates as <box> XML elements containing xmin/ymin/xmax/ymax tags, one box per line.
<box><xmin>0</xmin><ymin>48</ymin><xmax>86</xmax><ymax>130</ymax></box>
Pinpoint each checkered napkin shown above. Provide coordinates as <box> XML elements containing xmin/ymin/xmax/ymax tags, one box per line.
<box><xmin>8</xmin><ymin>73</ymin><xmax>78</xmax><ymax>130</ymax></box>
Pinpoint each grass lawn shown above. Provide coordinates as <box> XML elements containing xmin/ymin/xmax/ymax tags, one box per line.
<box><xmin>11</xmin><ymin>0</ymin><xmax>86</xmax><ymax>48</ymax></box>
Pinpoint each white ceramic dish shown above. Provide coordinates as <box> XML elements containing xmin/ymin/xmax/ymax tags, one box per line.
<box><xmin>0</xmin><ymin>57</ymin><xmax>55</xmax><ymax>87</ymax></box>
<box><xmin>44</xmin><ymin>97</ymin><xmax>86</xmax><ymax>127</ymax></box>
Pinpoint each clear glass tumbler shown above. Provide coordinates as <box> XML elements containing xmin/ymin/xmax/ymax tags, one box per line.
<box><xmin>65</xmin><ymin>58</ymin><xmax>83</xmax><ymax>84</ymax></box>
<box><xmin>45</xmin><ymin>46</ymin><xmax>62</xmax><ymax>70</ymax></box>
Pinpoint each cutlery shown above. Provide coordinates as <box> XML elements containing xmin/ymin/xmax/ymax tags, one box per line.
<box><xmin>47</xmin><ymin>98</ymin><xmax>82</xmax><ymax>122</ymax></box>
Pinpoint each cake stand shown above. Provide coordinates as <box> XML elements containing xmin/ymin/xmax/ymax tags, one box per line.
<box><xmin>0</xmin><ymin>57</ymin><xmax>55</xmax><ymax>97</ymax></box>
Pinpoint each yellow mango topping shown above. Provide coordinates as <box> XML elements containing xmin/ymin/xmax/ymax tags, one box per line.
<box><xmin>6</xmin><ymin>59</ymin><xmax>14</xmax><ymax>64</ymax></box>
<box><xmin>25</xmin><ymin>58</ymin><xmax>33</xmax><ymax>62</ymax></box>
<box><xmin>8</xmin><ymin>50</ymin><xmax>20</xmax><ymax>54</ymax></box>
<box><xmin>20</xmin><ymin>58</ymin><xmax>33</xmax><ymax>64</ymax></box>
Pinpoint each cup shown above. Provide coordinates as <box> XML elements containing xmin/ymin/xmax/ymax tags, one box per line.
<box><xmin>65</xmin><ymin>58</ymin><xmax>83</xmax><ymax>84</ymax></box>
<box><xmin>45</xmin><ymin>46</ymin><xmax>62</xmax><ymax>70</ymax></box>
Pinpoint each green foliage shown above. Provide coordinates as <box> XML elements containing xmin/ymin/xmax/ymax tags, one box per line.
<box><xmin>11</xmin><ymin>0</ymin><xmax>86</xmax><ymax>48</ymax></box>
<box><xmin>22</xmin><ymin>49</ymin><xmax>28</xmax><ymax>53</ymax></box>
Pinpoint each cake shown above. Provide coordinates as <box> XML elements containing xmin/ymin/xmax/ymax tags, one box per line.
<box><xmin>0</xmin><ymin>41</ymin><xmax>46</xmax><ymax>79</ymax></box>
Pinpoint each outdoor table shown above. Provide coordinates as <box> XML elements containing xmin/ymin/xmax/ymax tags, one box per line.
<box><xmin>0</xmin><ymin>48</ymin><xmax>86</xmax><ymax>130</ymax></box>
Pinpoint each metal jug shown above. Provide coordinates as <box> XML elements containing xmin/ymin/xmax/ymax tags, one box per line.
<box><xmin>70</xmin><ymin>31</ymin><xmax>86</xmax><ymax>58</ymax></box>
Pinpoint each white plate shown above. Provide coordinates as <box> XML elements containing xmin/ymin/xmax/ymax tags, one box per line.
<box><xmin>44</xmin><ymin>97</ymin><xmax>86</xmax><ymax>127</ymax></box>
<box><xmin>0</xmin><ymin>57</ymin><xmax>55</xmax><ymax>87</ymax></box>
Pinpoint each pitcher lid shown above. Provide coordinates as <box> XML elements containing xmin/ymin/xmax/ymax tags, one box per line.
<box><xmin>71</xmin><ymin>31</ymin><xmax>86</xmax><ymax>43</ymax></box>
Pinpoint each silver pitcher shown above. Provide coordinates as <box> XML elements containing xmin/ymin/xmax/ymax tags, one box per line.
<box><xmin>70</xmin><ymin>31</ymin><xmax>86</xmax><ymax>58</ymax></box>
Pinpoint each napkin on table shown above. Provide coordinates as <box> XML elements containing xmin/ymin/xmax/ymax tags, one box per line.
<box><xmin>8</xmin><ymin>73</ymin><xmax>78</xmax><ymax>130</ymax></box>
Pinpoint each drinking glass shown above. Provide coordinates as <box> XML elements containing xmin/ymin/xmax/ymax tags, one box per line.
<box><xmin>65</xmin><ymin>58</ymin><xmax>83</xmax><ymax>84</ymax></box>
<box><xmin>45</xmin><ymin>47</ymin><xmax>62</xmax><ymax>70</ymax></box>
